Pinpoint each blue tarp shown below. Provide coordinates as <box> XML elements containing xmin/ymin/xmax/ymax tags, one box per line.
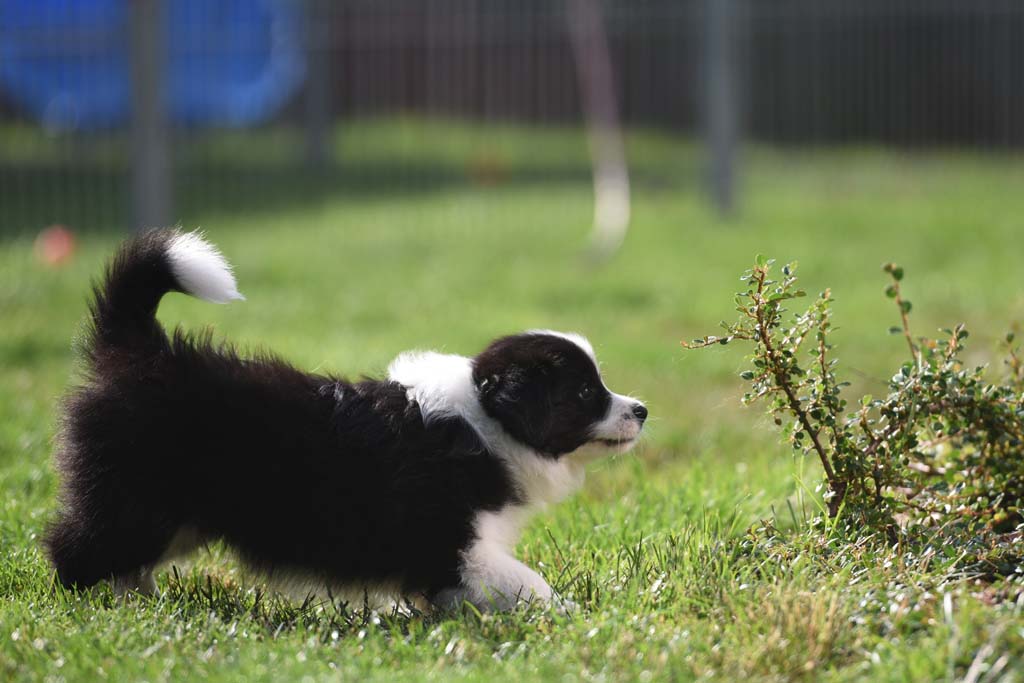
<box><xmin>0</xmin><ymin>0</ymin><xmax>306</xmax><ymax>130</ymax></box>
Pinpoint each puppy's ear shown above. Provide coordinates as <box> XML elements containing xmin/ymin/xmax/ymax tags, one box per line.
<box><xmin>478</xmin><ymin>368</ymin><xmax>523</xmax><ymax>407</ymax></box>
<box><xmin>476</xmin><ymin>373</ymin><xmax>503</xmax><ymax>401</ymax></box>
<box><xmin>476</xmin><ymin>366</ymin><xmax>551</xmax><ymax>451</ymax></box>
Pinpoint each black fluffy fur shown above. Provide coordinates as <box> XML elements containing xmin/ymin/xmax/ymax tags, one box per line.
<box><xmin>46</xmin><ymin>231</ymin><xmax>520</xmax><ymax>598</ymax></box>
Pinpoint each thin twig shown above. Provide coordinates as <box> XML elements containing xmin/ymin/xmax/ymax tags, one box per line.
<box><xmin>752</xmin><ymin>268</ymin><xmax>838</xmax><ymax>488</ymax></box>
<box><xmin>889</xmin><ymin>276</ymin><xmax>919</xmax><ymax>364</ymax></box>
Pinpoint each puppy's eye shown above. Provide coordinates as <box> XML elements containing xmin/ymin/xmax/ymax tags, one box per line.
<box><xmin>578</xmin><ymin>384</ymin><xmax>594</xmax><ymax>401</ymax></box>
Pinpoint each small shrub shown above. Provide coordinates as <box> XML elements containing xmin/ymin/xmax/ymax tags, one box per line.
<box><xmin>683</xmin><ymin>257</ymin><xmax>1024</xmax><ymax>543</ymax></box>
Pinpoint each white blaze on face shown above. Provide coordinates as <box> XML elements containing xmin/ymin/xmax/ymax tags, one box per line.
<box><xmin>590</xmin><ymin>391</ymin><xmax>644</xmax><ymax>450</ymax></box>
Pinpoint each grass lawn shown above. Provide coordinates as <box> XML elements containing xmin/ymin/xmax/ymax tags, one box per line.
<box><xmin>1</xmin><ymin>119</ymin><xmax>1023</xmax><ymax>681</ymax></box>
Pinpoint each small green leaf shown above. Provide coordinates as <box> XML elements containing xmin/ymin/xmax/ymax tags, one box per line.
<box><xmin>885</xmin><ymin>285</ymin><xmax>898</xmax><ymax>299</ymax></box>
<box><xmin>882</xmin><ymin>263</ymin><xmax>904</xmax><ymax>280</ymax></box>
<box><xmin>888</xmin><ymin>326</ymin><xmax>903</xmax><ymax>335</ymax></box>
<box><xmin>900</xmin><ymin>300</ymin><xmax>912</xmax><ymax>314</ymax></box>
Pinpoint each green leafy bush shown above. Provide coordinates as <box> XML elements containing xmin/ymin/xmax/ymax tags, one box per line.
<box><xmin>683</xmin><ymin>258</ymin><xmax>1024</xmax><ymax>541</ymax></box>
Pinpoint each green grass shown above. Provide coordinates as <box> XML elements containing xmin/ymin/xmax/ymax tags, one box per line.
<box><xmin>1</xmin><ymin>119</ymin><xmax>1023</xmax><ymax>681</ymax></box>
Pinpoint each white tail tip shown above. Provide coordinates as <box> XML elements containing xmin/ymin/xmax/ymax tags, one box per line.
<box><xmin>166</xmin><ymin>231</ymin><xmax>244</xmax><ymax>304</ymax></box>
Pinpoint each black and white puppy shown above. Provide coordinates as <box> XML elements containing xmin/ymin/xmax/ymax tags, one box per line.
<box><xmin>46</xmin><ymin>229</ymin><xmax>647</xmax><ymax>610</ymax></box>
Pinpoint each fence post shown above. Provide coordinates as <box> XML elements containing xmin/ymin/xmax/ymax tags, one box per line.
<box><xmin>704</xmin><ymin>0</ymin><xmax>738</xmax><ymax>215</ymax></box>
<box><xmin>305</xmin><ymin>0</ymin><xmax>332</xmax><ymax>167</ymax></box>
<box><xmin>567</xmin><ymin>0</ymin><xmax>631</xmax><ymax>260</ymax></box>
<box><xmin>130</xmin><ymin>0</ymin><xmax>172</xmax><ymax>231</ymax></box>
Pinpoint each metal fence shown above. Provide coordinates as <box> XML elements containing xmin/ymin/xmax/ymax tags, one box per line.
<box><xmin>1</xmin><ymin>0</ymin><xmax>1022</xmax><ymax>236</ymax></box>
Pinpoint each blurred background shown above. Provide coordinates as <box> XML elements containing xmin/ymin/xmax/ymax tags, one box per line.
<box><xmin>2</xmin><ymin>0</ymin><xmax>1024</xmax><ymax>508</ymax></box>
<box><xmin>3</xmin><ymin>0</ymin><xmax>1024</xmax><ymax>234</ymax></box>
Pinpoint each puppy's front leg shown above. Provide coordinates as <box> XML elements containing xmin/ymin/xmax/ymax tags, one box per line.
<box><xmin>435</xmin><ymin>552</ymin><xmax>553</xmax><ymax>612</ymax></box>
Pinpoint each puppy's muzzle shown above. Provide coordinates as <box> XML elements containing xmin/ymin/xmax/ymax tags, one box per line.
<box><xmin>592</xmin><ymin>397</ymin><xmax>647</xmax><ymax>448</ymax></box>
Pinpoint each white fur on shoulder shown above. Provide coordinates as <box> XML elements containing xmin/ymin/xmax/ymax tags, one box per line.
<box><xmin>387</xmin><ymin>351</ymin><xmax>477</xmax><ymax>424</ymax></box>
<box><xmin>167</xmin><ymin>231</ymin><xmax>244</xmax><ymax>304</ymax></box>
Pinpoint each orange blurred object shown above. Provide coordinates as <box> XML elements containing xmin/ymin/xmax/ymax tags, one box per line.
<box><xmin>35</xmin><ymin>225</ymin><xmax>77</xmax><ymax>267</ymax></box>
<box><xmin>466</xmin><ymin>150</ymin><xmax>508</xmax><ymax>187</ymax></box>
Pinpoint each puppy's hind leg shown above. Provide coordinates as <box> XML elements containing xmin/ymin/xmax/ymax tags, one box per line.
<box><xmin>110</xmin><ymin>527</ymin><xmax>207</xmax><ymax>597</ymax></box>
<box><xmin>45</xmin><ymin>512</ymin><xmax>175</xmax><ymax>596</ymax></box>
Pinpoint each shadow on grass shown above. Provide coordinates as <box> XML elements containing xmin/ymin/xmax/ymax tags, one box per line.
<box><xmin>0</xmin><ymin>158</ymin><xmax>603</xmax><ymax>240</ymax></box>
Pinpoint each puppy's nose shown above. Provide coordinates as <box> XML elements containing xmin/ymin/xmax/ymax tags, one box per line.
<box><xmin>631</xmin><ymin>403</ymin><xmax>648</xmax><ymax>422</ymax></box>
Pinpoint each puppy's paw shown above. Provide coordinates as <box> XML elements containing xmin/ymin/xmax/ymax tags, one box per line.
<box><xmin>432</xmin><ymin>584</ymin><xmax>557</xmax><ymax>614</ymax></box>
<box><xmin>550</xmin><ymin>593</ymin><xmax>578</xmax><ymax>616</ymax></box>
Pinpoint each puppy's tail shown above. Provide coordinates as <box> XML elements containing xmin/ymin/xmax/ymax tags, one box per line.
<box><xmin>85</xmin><ymin>229</ymin><xmax>243</xmax><ymax>355</ymax></box>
